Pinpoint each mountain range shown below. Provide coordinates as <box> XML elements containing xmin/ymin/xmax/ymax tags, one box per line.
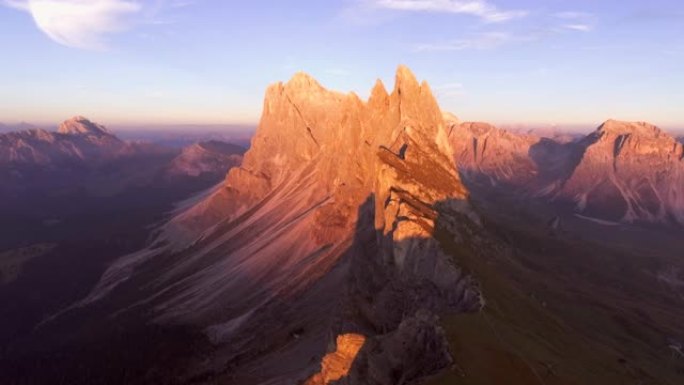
<box><xmin>450</xmin><ymin>117</ymin><xmax>684</xmax><ymax>227</ymax></box>
<box><xmin>1</xmin><ymin>68</ymin><xmax>683</xmax><ymax>385</ymax></box>
<box><xmin>0</xmin><ymin>116</ymin><xmax>138</xmax><ymax>165</ymax></box>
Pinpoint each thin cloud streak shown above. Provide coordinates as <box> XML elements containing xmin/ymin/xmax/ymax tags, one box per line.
<box><xmin>554</xmin><ymin>10</ymin><xmax>596</xmax><ymax>32</ymax></box>
<box><xmin>563</xmin><ymin>24</ymin><xmax>592</xmax><ymax>32</ymax></box>
<box><xmin>414</xmin><ymin>31</ymin><xmax>517</xmax><ymax>51</ymax></box>
<box><xmin>369</xmin><ymin>0</ymin><xmax>527</xmax><ymax>22</ymax></box>
<box><xmin>414</xmin><ymin>9</ymin><xmax>596</xmax><ymax>52</ymax></box>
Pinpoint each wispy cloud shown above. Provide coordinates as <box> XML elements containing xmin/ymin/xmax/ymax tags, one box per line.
<box><xmin>2</xmin><ymin>0</ymin><xmax>190</xmax><ymax>50</ymax></box>
<box><xmin>563</xmin><ymin>24</ymin><xmax>592</xmax><ymax>32</ymax></box>
<box><xmin>3</xmin><ymin>0</ymin><xmax>142</xmax><ymax>50</ymax></box>
<box><xmin>413</xmin><ymin>16</ymin><xmax>593</xmax><ymax>53</ymax></box>
<box><xmin>554</xmin><ymin>10</ymin><xmax>596</xmax><ymax>32</ymax></box>
<box><xmin>434</xmin><ymin>82</ymin><xmax>465</xmax><ymax>98</ymax></box>
<box><xmin>368</xmin><ymin>0</ymin><xmax>527</xmax><ymax>22</ymax></box>
<box><xmin>415</xmin><ymin>31</ymin><xmax>519</xmax><ymax>51</ymax></box>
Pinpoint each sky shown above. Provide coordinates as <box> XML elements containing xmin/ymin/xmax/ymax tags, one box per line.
<box><xmin>1</xmin><ymin>0</ymin><xmax>683</xmax><ymax>130</ymax></box>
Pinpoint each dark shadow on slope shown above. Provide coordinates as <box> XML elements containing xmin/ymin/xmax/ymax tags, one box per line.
<box><xmin>0</xmin><ymin>186</ymin><xmax>478</xmax><ymax>385</ymax></box>
<box><xmin>3</xmin><ymin>183</ymin><xmax>684</xmax><ymax>385</ymax></box>
<box><xmin>428</xmin><ymin>192</ymin><xmax>684</xmax><ymax>385</ymax></box>
<box><xmin>0</xmin><ymin>156</ymin><xmax>244</xmax><ymax>385</ymax></box>
<box><xmin>527</xmin><ymin>137</ymin><xmax>588</xmax><ymax>185</ymax></box>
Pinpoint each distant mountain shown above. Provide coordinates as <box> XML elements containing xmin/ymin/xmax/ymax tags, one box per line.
<box><xmin>0</xmin><ymin>121</ymin><xmax>39</xmax><ymax>133</ymax></box>
<box><xmin>167</xmin><ymin>140</ymin><xmax>244</xmax><ymax>178</ymax></box>
<box><xmin>0</xmin><ymin>116</ymin><xmax>138</xmax><ymax>166</ymax></box>
<box><xmin>0</xmin><ymin>118</ymin><xmax>246</xmax><ymax>369</ymax></box>
<box><xmin>557</xmin><ymin>120</ymin><xmax>683</xmax><ymax>224</ymax></box>
<box><xmin>115</xmin><ymin>125</ymin><xmax>255</xmax><ymax>149</ymax></box>
<box><xmin>449</xmin><ymin>119</ymin><xmax>684</xmax><ymax>226</ymax></box>
<box><xmin>501</xmin><ymin>124</ymin><xmax>586</xmax><ymax>143</ymax></box>
<box><xmin>449</xmin><ymin>121</ymin><xmax>540</xmax><ymax>187</ymax></box>
<box><xmin>0</xmin><ymin>117</ymin><xmax>245</xmax><ymax>247</ymax></box>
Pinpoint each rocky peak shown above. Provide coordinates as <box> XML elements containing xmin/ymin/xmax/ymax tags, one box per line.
<box><xmin>79</xmin><ymin>66</ymin><xmax>480</xmax><ymax>385</ymax></box>
<box><xmin>286</xmin><ymin>71</ymin><xmax>324</xmax><ymax>89</ymax></box>
<box><xmin>596</xmin><ymin>119</ymin><xmax>668</xmax><ymax>140</ymax></box>
<box><xmin>57</xmin><ymin>116</ymin><xmax>109</xmax><ymax>136</ymax></box>
<box><xmin>368</xmin><ymin>79</ymin><xmax>389</xmax><ymax>108</ymax></box>
<box><xmin>164</xmin><ymin>65</ymin><xmax>472</xmax><ymax>291</ymax></box>
<box><xmin>216</xmin><ymin>65</ymin><xmax>462</xmax><ymax>224</ymax></box>
<box><xmin>587</xmin><ymin>119</ymin><xmax>682</xmax><ymax>159</ymax></box>
<box><xmin>560</xmin><ymin>120</ymin><xmax>684</xmax><ymax>224</ymax></box>
<box><xmin>390</xmin><ymin>65</ymin><xmax>444</xmax><ymax>135</ymax></box>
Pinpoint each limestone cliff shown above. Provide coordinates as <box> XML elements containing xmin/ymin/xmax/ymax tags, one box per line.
<box><xmin>79</xmin><ymin>66</ymin><xmax>481</xmax><ymax>385</ymax></box>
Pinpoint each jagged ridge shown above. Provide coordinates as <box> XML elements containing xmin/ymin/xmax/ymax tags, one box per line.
<box><xmin>78</xmin><ymin>66</ymin><xmax>481</xmax><ymax>385</ymax></box>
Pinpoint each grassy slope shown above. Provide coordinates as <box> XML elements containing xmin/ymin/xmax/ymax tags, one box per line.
<box><xmin>429</xmin><ymin>200</ymin><xmax>684</xmax><ymax>385</ymax></box>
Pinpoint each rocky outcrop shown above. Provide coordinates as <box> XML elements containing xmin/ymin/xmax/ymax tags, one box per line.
<box><xmin>304</xmin><ymin>334</ymin><xmax>366</xmax><ymax>385</ymax></box>
<box><xmin>78</xmin><ymin>66</ymin><xmax>481</xmax><ymax>385</ymax></box>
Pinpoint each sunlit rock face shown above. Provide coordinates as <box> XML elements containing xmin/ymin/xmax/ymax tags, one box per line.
<box><xmin>165</xmin><ymin>65</ymin><xmax>462</xmax><ymax>241</ymax></box>
<box><xmin>80</xmin><ymin>66</ymin><xmax>482</xmax><ymax>384</ymax></box>
<box><xmin>448</xmin><ymin>121</ymin><xmax>540</xmax><ymax>187</ymax></box>
<box><xmin>305</xmin><ymin>334</ymin><xmax>366</xmax><ymax>385</ymax></box>
<box><xmin>448</xmin><ymin>118</ymin><xmax>684</xmax><ymax>226</ymax></box>
<box><xmin>557</xmin><ymin>120</ymin><xmax>684</xmax><ymax>224</ymax></box>
<box><xmin>57</xmin><ymin>116</ymin><xmax>110</xmax><ymax>136</ymax></box>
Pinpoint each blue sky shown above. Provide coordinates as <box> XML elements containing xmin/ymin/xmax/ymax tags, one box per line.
<box><xmin>1</xmin><ymin>0</ymin><xmax>683</xmax><ymax>130</ymax></box>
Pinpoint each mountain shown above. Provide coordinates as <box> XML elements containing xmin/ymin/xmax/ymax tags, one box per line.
<box><xmin>0</xmin><ymin>122</ymin><xmax>247</xmax><ymax>382</ymax></box>
<box><xmin>115</xmin><ymin>125</ymin><xmax>255</xmax><ymax>149</ymax></box>
<box><xmin>449</xmin><ymin>121</ymin><xmax>540</xmax><ymax>187</ymax></box>
<box><xmin>449</xmin><ymin>119</ymin><xmax>684</xmax><ymax>226</ymax></box>
<box><xmin>167</xmin><ymin>140</ymin><xmax>244</xmax><ymax>178</ymax></box>
<box><xmin>0</xmin><ymin>121</ymin><xmax>39</xmax><ymax>133</ymax></box>
<box><xmin>4</xmin><ymin>69</ymin><xmax>684</xmax><ymax>385</ymax></box>
<box><xmin>0</xmin><ymin>117</ymin><xmax>248</xmax><ymax>196</ymax></box>
<box><xmin>556</xmin><ymin>120</ymin><xmax>683</xmax><ymax>224</ymax></box>
<box><xmin>0</xmin><ymin>116</ymin><xmax>135</xmax><ymax>165</ymax></box>
<box><xmin>62</xmin><ymin>66</ymin><xmax>480</xmax><ymax>384</ymax></box>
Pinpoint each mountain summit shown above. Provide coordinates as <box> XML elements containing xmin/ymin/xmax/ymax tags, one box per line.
<box><xmin>57</xmin><ymin>116</ymin><xmax>110</xmax><ymax>136</ymax></box>
<box><xmin>79</xmin><ymin>66</ymin><xmax>480</xmax><ymax>384</ymax></box>
<box><xmin>450</xmin><ymin>118</ymin><xmax>684</xmax><ymax>226</ymax></box>
<box><xmin>560</xmin><ymin>119</ymin><xmax>684</xmax><ymax>223</ymax></box>
<box><xmin>0</xmin><ymin>116</ymin><xmax>128</xmax><ymax>165</ymax></box>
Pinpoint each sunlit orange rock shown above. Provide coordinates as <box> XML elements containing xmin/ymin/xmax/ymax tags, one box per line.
<box><xmin>305</xmin><ymin>334</ymin><xmax>366</xmax><ymax>385</ymax></box>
